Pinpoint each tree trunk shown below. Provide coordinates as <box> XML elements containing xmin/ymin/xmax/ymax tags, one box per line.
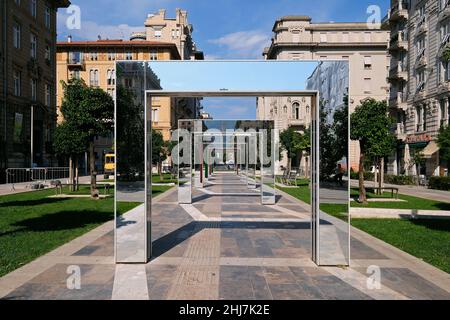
<box><xmin>358</xmin><ymin>153</ymin><xmax>367</xmax><ymax>204</ymax></box>
<box><xmin>69</xmin><ymin>156</ymin><xmax>74</xmax><ymax>192</ymax></box>
<box><xmin>379</xmin><ymin>157</ymin><xmax>384</xmax><ymax>194</ymax></box>
<box><xmin>75</xmin><ymin>156</ymin><xmax>79</xmax><ymax>191</ymax></box>
<box><xmin>89</xmin><ymin>140</ymin><xmax>97</xmax><ymax>198</ymax></box>
<box><xmin>288</xmin><ymin>157</ymin><xmax>292</xmax><ymax>173</ymax></box>
<box><xmin>159</xmin><ymin>161</ymin><xmax>163</xmax><ymax>181</ymax></box>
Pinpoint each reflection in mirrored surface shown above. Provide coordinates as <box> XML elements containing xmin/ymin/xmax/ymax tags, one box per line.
<box><xmin>114</xmin><ymin>60</ymin><xmax>349</xmax><ymax>266</ymax></box>
<box><xmin>308</xmin><ymin>61</ymin><xmax>350</xmax><ymax>266</ymax></box>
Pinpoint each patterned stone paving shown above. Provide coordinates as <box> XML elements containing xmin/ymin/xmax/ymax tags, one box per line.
<box><xmin>1</xmin><ymin>172</ymin><xmax>449</xmax><ymax>300</ymax></box>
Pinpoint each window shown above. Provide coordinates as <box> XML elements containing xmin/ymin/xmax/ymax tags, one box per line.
<box><xmin>89</xmin><ymin>69</ymin><xmax>99</xmax><ymax>86</ymax></box>
<box><xmin>320</xmin><ymin>33</ymin><xmax>327</xmax><ymax>42</ymax></box>
<box><xmin>292</xmin><ymin>30</ymin><xmax>300</xmax><ymax>43</ymax></box>
<box><xmin>125</xmin><ymin>52</ymin><xmax>133</xmax><ymax>60</ymax></box>
<box><xmin>292</xmin><ymin>102</ymin><xmax>300</xmax><ymax>120</ymax></box>
<box><xmin>283</xmin><ymin>105</ymin><xmax>288</xmax><ymax>114</ymax></box>
<box><xmin>440</xmin><ymin>99</ymin><xmax>448</xmax><ymax>127</ymax></box>
<box><xmin>45</xmin><ymin>84</ymin><xmax>51</xmax><ymax>106</ymax></box>
<box><xmin>416</xmin><ymin>69</ymin><xmax>425</xmax><ymax>91</ymax></box>
<box><xmin>124</xmin><ymin>78</ymin><xmax>133</xmax><ymax>88</ymax></box>
<box><xmin>90</xmin><ymin>52</ymin><xmax>98</xmax><ymax>61</ymax></box>
<box><xmin>150</xmin><ymin>49</ymin><xmax>158</xmax><ymax>60</ymax></box>
<box><xmin>107</xmin><ymin>69</ymin><xmax>115</xmax><ymax>85</ymax></box>
<box><xmin>364</xmin><ymin>78</ymin><xmax>372</xmax><ymax>94</ymax></box>
<box><xmin>108</xmin><ymin>52</ymin><xmax>115</xmax><ymax>61</ymax></box>
<box><xmin>154</xmin><ymin>29</ymin><xmax>162</xmax><ymax>38</ymax></box>
<box><xmin>30</xmin><ymin>78</ymin><xmax>37</xmax><ymax>101</ymax></box>
<box><xmin>416</xmin><ymin>37</ymin><xmax>426</xmax><ymax>60</ymax></box>
<box><xmin>107</xmin><ymin>88</ymin><xmax>115</xmax><ymax>98</ymax></box>
<box><xmin>15</xmin><ymin>0</ymin><xmax>21</xmax><ymax>5</ymax></box>
<box><xmin>45</xmin><ymin>6</ymin><xmax>51</xmax><ymax>29</ymax></box>
<box><xmin>30</xmin><ymin>33</ymin><xmax>37</xmax><ymax>58</ymax></box>
<box><xmin>342</xmin><ymin>32</ymin><xmax>349</xmax><ymax>42</ymax></box>
<box><xmin>30</xmin><ymin>0</ymin><xmax>36</xmax><ymax>18</ymax></box>
<box><xmin>13</xmin><ymin>22</ymin><xmax>21</xmax><ymax>49</ymax></box>
<box><xmin>71</xmin><ymin>70</ymin><xmax>80</xmax><ymax>80</ymax></box>
<box><xmin>152</xmin><ymin>108</ymin><xmax>159</xmax><ymax>122</ymax></box>
<box><xmin>13</xmin><ymin>70</ymin><xmax>21</xmax><ymax>96</ymax></box>
<box><xmin>44</xmin><ymin>44</ymin><xmax>51</xmax><ymax>63</ymax></box>
<box><xmin>364</xmin><ymin>56</ymin><xmax>372</xmax><ymax>70</ymax></box>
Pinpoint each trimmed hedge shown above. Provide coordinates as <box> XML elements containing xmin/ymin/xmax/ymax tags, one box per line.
<box><xmin>428</xmin><ymin>176</ymin><xmax>450</xmax><ymax>191</ymax></box>
<box><xmin>385</xmin><ymin>175</ymin><xmax>416</xmax><ymax>185</ymax></box>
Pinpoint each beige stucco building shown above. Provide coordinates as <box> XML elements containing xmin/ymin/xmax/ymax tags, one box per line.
<box><xmin>385</xmin><ymin>0</ymin><xmax>449</xmax><ymax>178</ymax></box>
<box><xmin>56</xmin><ymin>9</ymin><xmax>203</xmax><ymax>172</ymax></box>
<box><xmin>262</xmin><ymin>15</ymin><xmax>390</xmax><ymax>172</ymax></box>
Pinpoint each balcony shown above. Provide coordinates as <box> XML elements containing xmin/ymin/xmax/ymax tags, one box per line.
<box><xmin>437</xmin><ymin>81</ymin><xmax>450</xmax><ymax>95</ymax></box>
<box><xmin>389</xmin><ymin>92</ymin><xmax>408</xmax><ymax>111</ymax></box>
<box><xmin>389</xmin><ymin>1</ymin><xmax>409</xmax><ymax>21</ymax></box>
<box><xmin>388</xmin><ymin>32</ymin><xmax>408</xmax><ymax>52</ymax></box>
<box><xmin>289</xmin><ymin>119</ymin><xmax>308</xmax><ymax>128</ymax></box>
<box><xmin>438</xmin><ymin>4</ymin><xmax>450</xmax><ymax>22</ymax></box>
<box><xmin>396</xmin><ymin>123</ymin><xmax>407</xmax><ymax>140</ymax></box>
<box><xmin>416</xmin><ymin>18</ymin><xmax>427</xmax><ymax>37</ymax></box>
<box><xmin>388</xmin><ymin>64</ymin><xmax>408</xmax><ymax>82</ymax></box>
<box><xmin>416</xmin><ymin>55</ymin><xmax>427</xmax><ymax>69</ymax></box>
<box><xmin>67</xmin><ymin>53</ymin><xmax>85</xmax><ymax>70</ymax></box>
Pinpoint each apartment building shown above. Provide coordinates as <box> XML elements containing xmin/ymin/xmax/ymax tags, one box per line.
<box><xmin>57</xmin><ymin>9</ymin><xmax>203</xmax><ymax>172</ymax></box>
<box><xmin>0</xmin><ymin>0</ymin><xmax>70</xmax><ymax>183</ymax></box>
<box><xmin>386</xmin><ymin>0</ymin><xmax>449</xmax><ymax>177</ymax></box>
<box><xmin>131</xmin><ymin>8</ymin><xmax>204</xmax><ymax>60</ymax></box>
<box><xmin>262</xmin><ymin>15</ymin><xmax>390</xmax><ymax>172</ymax></box>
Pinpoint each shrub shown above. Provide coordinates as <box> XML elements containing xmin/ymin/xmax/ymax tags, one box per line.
<box><xmin>384</xmin><ymin>174</ymin><xmax>416</xmax><ymax>185</ymax></box>
<box><xmin>428</xmin><ymin>176</ymin><xmax>450</xmax><ymax>191</ymax></box>
<box><xmin>350</xmin><ymin>169</ymin><xmax>374</xmax><ymax>181</ymax></box>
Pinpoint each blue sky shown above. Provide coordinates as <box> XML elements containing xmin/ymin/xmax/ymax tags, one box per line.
<box><xmin>57</xmin><ymin>0</ymin><xmax>388</xmax><ymax>118</ymax></box>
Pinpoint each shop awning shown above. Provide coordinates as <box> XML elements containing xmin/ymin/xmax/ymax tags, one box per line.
<box><xmin>422</xmin><ymin>141</ymin><xmax>439</xmax><ymax>159</ymax></box>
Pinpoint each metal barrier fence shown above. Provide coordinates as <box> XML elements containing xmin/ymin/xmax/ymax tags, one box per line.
<box><xmin>6</xmin><ymin>167</ymin><xmax>70</xmax><ymax>189</ymax></box>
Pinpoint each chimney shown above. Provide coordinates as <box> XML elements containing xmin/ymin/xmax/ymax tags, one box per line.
<box><xmin>67</xmin><ymin>35</ymin><xmax>72</xmax><ymax>43</ymax></box>
<box><xmin>158</xmin><ymin>9</ymin><xmax>166</xmax><ymax>18</ymax></box>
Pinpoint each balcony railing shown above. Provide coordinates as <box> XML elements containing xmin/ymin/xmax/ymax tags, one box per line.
<box><xmin>389</xmin><ymin>1</ymin><xmax>409</xmax><ymax>21</ymax></box>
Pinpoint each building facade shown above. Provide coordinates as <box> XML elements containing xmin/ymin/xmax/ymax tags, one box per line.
<box><xmin>0</xmin><ymin>0</ymin><xmax>70</xmax><ymax>183</ymax></box>
<box><xmin>385</xmin><ymin>0</ymin><xmax>449</xmax><ymax>178</ymax></box>
<box><xmin>56</xmin><ymin>9</ymin><xmax>203</xmax><ymax>172</ymax></box>
<box><xmin>131</xmin><ymin>8</ymin><xmax>203</xmax><ymax>60</ymax></box>
<box><xmin>262</xmin><ymin>15</ymin><xmax>390</xmax><ymax>172</ymax></box>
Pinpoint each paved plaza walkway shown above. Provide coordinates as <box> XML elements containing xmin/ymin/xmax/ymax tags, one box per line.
<box><xmin>0</xmin><ymin>172</ymin><xmax>449</xmax><ymax>300</ymax></box>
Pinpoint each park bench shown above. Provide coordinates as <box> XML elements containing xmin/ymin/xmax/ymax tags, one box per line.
<box><xmin>286</xmin><ymin>170</ymin><xmax>298</xmax><ymax>186</ymax></box>
<box><xmin>368</xmin><ymin>187</ymin><xmax>399</xmax><ymax>199</ymax></box>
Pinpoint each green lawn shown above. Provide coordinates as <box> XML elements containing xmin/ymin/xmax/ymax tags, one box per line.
<box><xmin>352</xmin><ymin>218</ymin><xmax>450</xmax><ymax>274</ymax></box>
<box><xmin>99</xmin><ymin>174</ymin><xmax>177</xmax><ymax>184</ymax></box>
<box><xmin>351</xmin><ymin>188</ymin><xmax>450</xmax><ymax>211</ymax></box>
<box><xmin>0</xmin><ymin>185</ymin><xmax>172</xmax><ymax>277</ymax></box>
<box><xmin>279</xmin><ymin>182</ymin><xmax>450</xmax><ymax>273</ymax></box>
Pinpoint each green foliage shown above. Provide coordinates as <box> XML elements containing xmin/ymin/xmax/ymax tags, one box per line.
<box><xmin>437</xmin><ymin>125</ymin><xmax>450</xmax><ymax>164</ymax></box>
<box><xmin>428</xmin><ymin>176</ymin><xmax>450</xmax><ymax>191</ymax></box>
<box><xmin>53</xmin><ymin>122</ymin><xmax>88</xmax><ymax>157</ymax></box>
<box><xmin>116</xmin><ymin>85</ymin><xmax>144</xmax><ymax>180</ymax></box>
<box><xmin>279</xmin><ymin>127</ymin><xmax>310</xmax><ymax>162</ymax></box>
<box><xmin>151</xmin><ymin>129</ymin><xmax>172</xmax><ymax>167</ymax></box>
<box><xmin>350</xmin><ymin>98</ymin><xmax>396</xmax><ymax>161</ymax></box>
<box><xmin>443</xmin><ymin>46</ymin><xmax>450</xmax><ymax>62</ymax></box>
<box><xmin>56</xmin><ymin>79</ymin><xmax>114</xmax><ymax>156</ymax></box>
<box><xmin>384</xmin><ymin>174</ymin><xmax>416</xmax><ymax>185</ymax></box>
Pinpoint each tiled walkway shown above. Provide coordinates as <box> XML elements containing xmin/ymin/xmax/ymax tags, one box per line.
<box><xmin>1</xmin><ymin>172</ymin><xmax>449</xmax><ymax>300</ymax></box>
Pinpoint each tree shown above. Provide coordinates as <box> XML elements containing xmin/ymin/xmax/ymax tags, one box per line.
<box><xmin>279</xmin><ymin>127</ymin><xmax>310</xmax><ymax>172</ymax></box>
<box><xmin>53</xmin><ymin>122</ymin><xmax>88</xmax><ymax>191</ymax></box>
<box><xmin>319</xmin><ymin>103</ymin><xmax>341</xmax><ymax>181</ymax></box>
<box><xmin>437</xmin><ymin>125</ymin><xmax>450</xmax><ymax>168</ymax></box>
<box><xmin>152</xmin><ymin>129</ymin><xmax>174</xmax><ymax>180</ymax></box>
<box><xmin>59</xmin><ymin>79</ymin><xmax>114</xmax><ymax>198</ymax></box>
<box><xmin>350</xmin><ymin>99</ymin><xmax>396</xmax><ymax>204</ymax></box>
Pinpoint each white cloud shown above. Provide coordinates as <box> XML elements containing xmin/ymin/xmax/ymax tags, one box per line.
<box><xmin>209</xmin><ymin>30</ymin><xmax>270</xmax><ymax>59</ymax></box>
<box><xmin>57</xmin><ymin>11</ymin><xmax>143</xmax><ymax>40</ymax></box>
